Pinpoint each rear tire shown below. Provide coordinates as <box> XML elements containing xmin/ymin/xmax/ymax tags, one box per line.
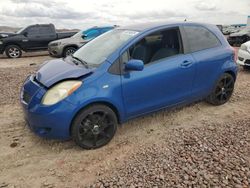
<box><xmin>5</xmin><ymin>45</ymin><xmax>22</xmax><ymax>58</ymax></box>
<box><xmin>63</xmin><ymin>46</ymin><xmax>77</xmax><ymax>57</ymax></box>
<box><xmin>206</xmin><ymin>73</ymin><xmax>235</xmax><ymax>106</ymax></box>
<box><xmin>71</xmin><ymin>104</ymin><xmax>118</xmax><ymax>149</ymax></box>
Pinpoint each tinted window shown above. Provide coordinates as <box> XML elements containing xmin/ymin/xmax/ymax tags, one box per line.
<box><xmin>39</xmin><ymin>26</ymin><xmax>54</xmax><ymax>35</ymax></box>
<box><xmin>184</xmin><ymin>26</ymin><xmax>220</xmax><ymax>52</ymax></box>
<box><xmin>27</xmin><ymin>27</ymin><xmax>40</xmax><ymax>35</ymax></box>
<box><xmin>85</xmin><ymin>29</ymin><xmax>100</xmax><ymax>39</ymax></box>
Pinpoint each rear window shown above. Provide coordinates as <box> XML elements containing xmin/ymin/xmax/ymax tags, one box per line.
<box><xmin>184</xmin><ymin>26</ymin><xmax>221</xmax><ymax>53</ymax></box>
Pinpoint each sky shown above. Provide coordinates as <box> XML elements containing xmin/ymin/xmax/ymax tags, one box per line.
<box><xmin>0</xmin><ymin>0</ymin><xmax>249</xmax><ymax>29</ymax></box>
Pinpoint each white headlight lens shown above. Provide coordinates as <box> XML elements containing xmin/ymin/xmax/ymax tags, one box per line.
<box><xmin>42</xmin><ymin>80</ymin><xmax>82</xmax><ymax>105</ymax></box>
<box><xmin>0</xmin><ymin>40</ymin><xmax>3</xmax><ymax>44</ymax></box>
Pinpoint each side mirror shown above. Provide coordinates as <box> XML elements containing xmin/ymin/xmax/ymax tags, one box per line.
<box><xmin>23</xmin><ymin>32</ymin><xmax>28</xmax><ymax>37</ymax></box>
<box><xmin>82</xmin><ymin>34</ymin><xmax>87</xmax><ymax>39</ymax></box>
<box><xmin>125</xmin><ymin>59</ymin><xmax>144</xmax><ymax>71</ymax></box>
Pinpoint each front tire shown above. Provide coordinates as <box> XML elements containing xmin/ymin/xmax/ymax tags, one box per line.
<box><xmin>206</xmin><ymin>73</ymin><xmax>235</xmax><ymax>105</ymax></box>
<box><xmin>71</xmin><ymin>105</ymin><xmax>118</xmax><ymax>149</ymax></box>
<box><xmin>63</xmin><ymin>46</ymin><xmax>77</xmax><ymax>57</ymax></box>
<box><xmin>5</xmin><ymin>45</ymin><xmax>22</xmax><ymax>58</ymax></box>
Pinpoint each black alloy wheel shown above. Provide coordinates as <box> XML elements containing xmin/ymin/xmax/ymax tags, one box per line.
<box><xmin>206</xmin><ymin>73</ymin><xmax>235</xmax><ymax>105</ymax></box>
<box><xmin>71</xmin><ymin>105</ymin><xmax>117</xmax><ymax>149</ymax></box>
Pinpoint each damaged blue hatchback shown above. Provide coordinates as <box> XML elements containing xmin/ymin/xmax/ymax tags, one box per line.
<box><xmin>20</xmin><ymin>22</ymin><xmax>237</xmax><ymax>149</ymax></box>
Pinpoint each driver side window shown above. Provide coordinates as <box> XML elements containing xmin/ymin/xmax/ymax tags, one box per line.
<box><xmin>129</xmin><ymin>27</ymin><xmax>183</xmax><ymax>65</ymax></box>
<box><xmin>27</xmin><ymin>27</ymin><xmax>40</xmax><ymax>36</ymax></box>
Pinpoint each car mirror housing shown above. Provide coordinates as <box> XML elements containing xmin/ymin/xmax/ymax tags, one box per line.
<box><xmin>125</xmin><ymin>59</ymin><xmax>144</xmax><ymax>71</ymax></box>
<box><xmin>82</xmin><ymin>34</ymin><xmax>87</xmax><ymax>39</ymax></box>
<box><xmin>23</xmin><ymin>32</ymin><xmax>28</xmax><ymax>37</ymax></box>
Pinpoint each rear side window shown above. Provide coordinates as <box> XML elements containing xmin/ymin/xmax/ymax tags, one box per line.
<box><xmin>39</xmin><ymin>26</ymin><xmax>54</xmax><ymax>35</ymax></box>
<box><xmin>184</xmin><ymin>26</ymin><xmax>221</xmax><ymax>53</ymax></box>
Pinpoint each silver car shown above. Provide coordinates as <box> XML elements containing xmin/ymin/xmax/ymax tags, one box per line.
<box><xmin>48</xmin><ymin>26</ymin><xmax>115</xmax><ymax>57</ymax></box>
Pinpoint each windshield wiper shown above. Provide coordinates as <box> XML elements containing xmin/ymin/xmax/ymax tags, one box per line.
<box><xmin>71</xmin><ymin>55</ymin><xmax>89</xmax><ymax>68</ymax></box>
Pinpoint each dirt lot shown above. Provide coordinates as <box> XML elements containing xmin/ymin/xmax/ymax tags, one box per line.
<box><xmin>0</xmin><ymin>52</ymin><xmax>249</xmax><ymax>187</ymax></box>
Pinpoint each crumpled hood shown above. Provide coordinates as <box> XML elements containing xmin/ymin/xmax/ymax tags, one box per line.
<box><xmin>35</xmin><ymin>58</ymin><xmax>94</xmax><ymax>87</ymax></box>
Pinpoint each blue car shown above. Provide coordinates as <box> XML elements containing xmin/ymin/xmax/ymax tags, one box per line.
<box><xmin>20</xmin><ymin>22</ymin><xmax>237</xmax><ymax>149</ymax></box>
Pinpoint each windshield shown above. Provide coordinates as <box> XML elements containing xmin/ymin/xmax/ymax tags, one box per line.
<box><xmin>16</xmin><ymin>26</ymin><xmax>27</xmax><ymax>34</ymax></box>
<box><xmin>73</xmin><ymin>29</ymin><xmax>139</xmax><ymax>66</ymax></box>
<box><xmin>72</xmin><ymin>30</ymin><xmax>84</xmax><ymax>38</ymax></box>
<box><xmin>71</xmin><ymin>28</ymin><xmax>93</xmax><ymax>38</ymax></box>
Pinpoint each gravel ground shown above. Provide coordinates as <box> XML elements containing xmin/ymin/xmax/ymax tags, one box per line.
<box><xmin>0</xmin><ymin>52</ymin><xmax>250</xmax><ymax>187</ymax></box>
<box><xmin>0</xmin><ymin>66</ymin><xmax>36</xmax><ymax>105</ymax></box>
<box><xmin>90</xmin><ymin>120</ymin><xmax>250</xmax><ymax>188</ymax></box>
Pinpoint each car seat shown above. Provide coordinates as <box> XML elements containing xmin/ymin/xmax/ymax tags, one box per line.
<box><xmin>131</xmin><ymin>39</ymin><xmax>151</xmax><ymax>64</ymax></box>
<box><xmin>151</xmin><ymin>31</ymin><xmax>179</xmax><ymax>62</ymax></box>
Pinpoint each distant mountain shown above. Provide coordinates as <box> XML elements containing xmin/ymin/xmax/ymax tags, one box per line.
<box><xmin>0</xmin><ymin>26</ymin><xmax>21</xmax><ymax>32</ymax></box>
<box><xmin>0</xmin><ymin>26</ymin><xmax>80</xmax><ymax>33</ymax></box>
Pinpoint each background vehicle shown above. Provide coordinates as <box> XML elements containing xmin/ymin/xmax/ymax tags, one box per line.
<box><xmin>0</xmin><ymin>24</ymin><xmax>77</xmax><ymax>58</ymax></box>
<box><xmin>222</xmin><ymin>26</ymin><xmax>240</xmax><ymax>35</ymax></box>
<box><xmin>20</xmin><ymin>22</ymin><xmax>237</xmax><ymax>149</ymax></box>
<box><xmin>48</xmin><ymin>26</ymin><xmax>115</xmax><ymax>57</ymax></box>
<box><xmin>227</xmin><ymin>27</ymin><xmax>250</xmax><ymax>46</ymax></box>
<box><xmin>237</xmin><ymin>41</ymin><xmax>250</xmax><ymax>68</ymax></box>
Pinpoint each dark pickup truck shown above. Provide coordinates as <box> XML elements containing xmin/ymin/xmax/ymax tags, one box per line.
<box><xmin>0</xmin><ymin>24</ymin><xmax>77</xmax><ymax>58</ymax></box>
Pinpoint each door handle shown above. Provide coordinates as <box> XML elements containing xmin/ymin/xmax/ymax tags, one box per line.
<box><xmin>181</xmin><ymin>60</ymin><xmax>192</xmax><ymax>68</ymax></box>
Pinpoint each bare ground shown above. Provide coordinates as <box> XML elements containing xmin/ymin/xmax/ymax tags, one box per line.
<box><xmin>0</xmin><ymin>53</ymin><xmax>249</xmax><ymax>188</ymax></box>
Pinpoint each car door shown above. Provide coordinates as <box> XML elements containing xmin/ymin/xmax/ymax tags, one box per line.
<box><xmin>38</xmin><ymin>26</ymin><xmax>57</xmax><ymax>49</ymax></box>
<box><xmin>21</xmin><ymin>26</ymin><xmax>41</xmax><ymax>50</ymax></box>
<box><xmin>182</xmin><ymin>25</ymin><xmax>224</xmax><ymax>98</ymax></box>
<box><xmin>121</xmin><ymin>27</ymin><xmax>196</xmax><ymax>118</ymax></box>
<box><xmin>25</xmin><ymin>26</ymin><xmax>46</xmax><ymax>50</ymax></box>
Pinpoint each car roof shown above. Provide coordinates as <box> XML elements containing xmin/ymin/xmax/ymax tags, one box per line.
<box><xmin>91</xmin><ymin>26</ymin><xmax>114</xmax><ymax>29</ymax></box>
<box><xmin>119</xmin><ymin>22</ymin><xmax>213</xmax><ymax>32</ymax></box>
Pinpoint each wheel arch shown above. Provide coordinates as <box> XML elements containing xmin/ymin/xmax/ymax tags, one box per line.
<box><xmin>4</xmin><ymin>43</ymin><xmax>23</xmax><ymax>51</ymax></box>
<box><xmin>69</xmin><ymin>101</ymin><xmax>122</xmax><ymax>136</ymax></box>
<box><xmin>63</xmin><ymin>44</ymin><xmax>78</xmax><ymax>52</ymax></box>
<box><xmin>225</xmin><ymin>70</ymin><xmax>236</xmax><ymax>81</ymax></box>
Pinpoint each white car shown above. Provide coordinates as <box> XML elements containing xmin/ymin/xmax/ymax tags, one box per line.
<box><xmin>237</xmin><ymin>41</ymin><xmax>250</xmax><ymax>68</ymax></box>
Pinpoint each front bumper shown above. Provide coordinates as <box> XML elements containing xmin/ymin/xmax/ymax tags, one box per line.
<box><xmin>0</xmin><ymin>44</ymin><xmax>4</xmax><ymax>54</ymax></box>
<box><xmin>20</xmin><ymin>75</ymin><xmax>76</xmax><ymax>139</ymax></box>
<box><xmin>48</xmin><ymin>45</ymin><xmax>63</xmax><ymax>58</ymax></box>
<box><xmin>237</xmin><ymin>49</ymin><xmax>250</xmax><ymax>66</ymax></box>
